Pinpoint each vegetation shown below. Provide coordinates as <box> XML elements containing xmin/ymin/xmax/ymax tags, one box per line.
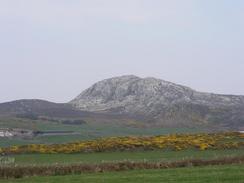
<box><xmin>0</xmin><ymin>156</ymin><xmax>244</xmax><ymax>179</ymax></box>
<box><xmin>61</xmin><ymin>119</ymin><xmax>86</xmax><ymax>125</ymax></box>
<box><xmin>3</xmin><ymin>164</ymin><xmax>244</xmax><ymax>183</ymax></box>
<box><xmin>1</xmin><ymin>132</ymin><xmax>243</xmax><ymax>154</ymax></box>
<box><xmin>0</xmin><ymin>132</ymin><xmax>243</xmax><ymax>181</ymax></box>
<box><xmin>0</xmin><ymin>118</ymin><xmax>202</xmax><ymax>147</ymax></box>
<box><xmin>8</xmin><ymin>149</ymin><xmax>244</xmax><ymax>165</ymax></box>
<box><xmin>15</xmin><ymin>113</ymin><xmax>39</xmax><ymax>120</ymax></box>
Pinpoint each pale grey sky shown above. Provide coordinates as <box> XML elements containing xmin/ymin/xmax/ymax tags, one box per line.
<box><xmin>0</xmin><ymin>0</ymin><xmax>244</xmax><ymax>103</ymax></box>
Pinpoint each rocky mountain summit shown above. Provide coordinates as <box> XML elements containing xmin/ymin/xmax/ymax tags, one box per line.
<box><xmin>70</xmin><ymin>75</ymin><xmax>244</xmax><ymax>129</ymax></box>
<box><xmin>0</xmin><ymin>75</ymin><xmax>243</xmax><ymax>130</ymax></box>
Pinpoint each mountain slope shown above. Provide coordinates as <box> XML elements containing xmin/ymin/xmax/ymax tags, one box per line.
<box><xmin>0</xmin><ymin>75</ymin><xmax>243</xmax><ymax>131</ymax></box>
<box><xmin>70</xmin><ymin>75</ymin><xmax>244</xmax><ymax>130</ymax></box>
<box><xmin>0</xmin><ymin>99</ymin><xmax>92</xmax><ymax>118</ymax></box>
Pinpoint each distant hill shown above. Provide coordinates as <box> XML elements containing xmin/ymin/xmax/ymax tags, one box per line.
<box><xmin>0</xmin><ymin>99</ymin><xmax>91</xmax><ymax>118</ymax></box>
<box><xmin>70</xmin><ymin>75</ymin><xmax>244</xmax><ymax>130</ymax></box>
<box><xmin>1</xmin><ymin>75</ymin><xmax>244</xmax><ymax>131</ymax></box>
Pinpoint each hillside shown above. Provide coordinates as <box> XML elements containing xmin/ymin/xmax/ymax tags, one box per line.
<box><xmin>0</xmin><ymin>99</ymin><xmax>92</xmax><ymax>118</ymax></box>
<box><xmin>0</xmin><ymin>75</ymin><xmax>244</xmax><ymax>131</ymax></box>
<box><xmin>70</xmin><ymin>75</ymin><xmax>244</xmax><ymax>130</ymax></box>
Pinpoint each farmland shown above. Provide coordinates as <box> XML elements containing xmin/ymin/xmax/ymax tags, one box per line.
<box><xmin>0</xmin><ymin>132</ymin><xmax>244</xmax><ymax>182</ymax></box>
<box><xmin>0</xmin><ymin>118</ymin><xmax>202</xmax><ymax>146</ymax></box>
<box><xmin>1</xmin><ymin>164</ymin><xmax>244</xmax><ymax>183</ymax></box>
<box><xmin>8</xmin><ymin>149</ymin><xmax>244</xmax><ymax>166</ymax></box>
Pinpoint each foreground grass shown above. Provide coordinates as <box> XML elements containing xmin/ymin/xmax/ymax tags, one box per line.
<box><xmin>10</xmin><ymin>149</ymin><xmax>244</xmax><ymax>165</ymax></box>
<box><xmin>2</xmin><ymin>164</ymin><xmax>244</xmax><ymax>183</ymax></box>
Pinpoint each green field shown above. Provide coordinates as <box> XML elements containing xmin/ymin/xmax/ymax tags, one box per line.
<box><xmin>9</xmin><ymin>149</ymin><xmax>244</xmax><ymax>165</ymax></box>
<box><xmin>1</xmin><ymin>119</ymin><xmax>243</xmax><ymax>182</ymax></box>
<box><xmin>2</xmin><ymin>164</ymin><xmax>244</xmax><ymax>183</ymax></box>
<box><xmin>0</xmin><ymin>118</ymin><xmax>202</xmax><ymax>147</ymax></box>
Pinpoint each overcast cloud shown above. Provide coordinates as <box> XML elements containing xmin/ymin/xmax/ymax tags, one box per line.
<box><xmin>0</xmin><ymin>0</ymin><xmax>244</xmax><ymax>103</ymax></box>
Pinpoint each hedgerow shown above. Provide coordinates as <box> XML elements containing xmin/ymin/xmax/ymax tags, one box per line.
<box><xmin>1</xmin><ymin>156</ymin><xmax>244</xmax><ymax>179</ymax></box>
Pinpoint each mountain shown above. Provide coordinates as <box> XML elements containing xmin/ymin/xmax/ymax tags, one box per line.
<box><xmin>70</xmin><ymin>75</ymin><xmax>244</xmax><ymax>130</ymax></box>
<box><xmin>0</xmin><ymin>75</ymin><xmax>243</xmax><ymax>131</ymax></box>
<box><xmin>0</xmin><ymin>99</ymin><xmax>92</xmax><ymax>118</ymax></box>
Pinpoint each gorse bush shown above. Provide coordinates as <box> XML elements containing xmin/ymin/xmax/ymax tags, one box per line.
<box><xmin>0</xmin><ymin>132</ymin><xmax>243</xmax><ymax>154</ymax></box>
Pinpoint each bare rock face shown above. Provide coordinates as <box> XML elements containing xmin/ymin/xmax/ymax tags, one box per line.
<box><xmin>70</xmin><ymin>75</ymin><xmax>244</xmax><ymax>129</ymax></box>
<box><xmin>71</xmin><ymin>75</ymin><xmax>191</xmax><ymax>114</ymax></box>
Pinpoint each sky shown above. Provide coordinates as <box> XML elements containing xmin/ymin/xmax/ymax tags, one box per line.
<box><xmin>0</xmin><ymin>0</ymin><xmax>244</xmax><ymax>103</ymax></box>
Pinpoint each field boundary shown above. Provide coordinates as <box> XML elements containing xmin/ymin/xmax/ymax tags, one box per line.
<box><xmin>1</xmin><ymin>155</ymin><xmax>244</xmax><ymax>179</ymax></box>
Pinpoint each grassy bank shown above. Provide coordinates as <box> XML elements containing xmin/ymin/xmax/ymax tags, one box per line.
<box><xmin>8</xmin><ymin>149</ymin><xmax>244</xmax><ymax>165</ymax></box>
<box><xmin>1</xmin><ymin>156</ymin><xmax>244</xmax><ymax>179</ymax></box>
<box><xmin>1</xmin><ymin>164</ymin><xmax>244</xmax><ymax>183</ymax></box>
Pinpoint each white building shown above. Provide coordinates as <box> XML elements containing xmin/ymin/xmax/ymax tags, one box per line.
<box><xmin>0</xmin><ymin>130</ymin><xmax>14</xmax><ymax>137</ymax></box>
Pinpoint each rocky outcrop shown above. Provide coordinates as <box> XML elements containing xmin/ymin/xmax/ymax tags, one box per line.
<box><xmin>0</xmin><ymin>75</ymin><xmax>243</xmax><ymax>130</ymax></box>
<box><xmin>70</xmin><ymin>75</ymin><xmax>244</xmax><ymax>129</ymax></box>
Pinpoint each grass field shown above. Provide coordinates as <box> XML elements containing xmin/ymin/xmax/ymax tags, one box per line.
<box><xmin>0</xmin><ymin>121</ymin><xmax>244</xmax><ymax>183</ymax></box>
<box><xmin>2</xmin><ymin>164</ymin><xmax>244</xmax><ymax>183</ymax></box>
<box><xmin>9</xmin><ymin>149</ymin><xmax>244</xmax><ymax>165</ymax></box>
<box><xmin>0</xmin><ymin>118</ymin><xmax>202</xmax><ymax>147</ymax></box>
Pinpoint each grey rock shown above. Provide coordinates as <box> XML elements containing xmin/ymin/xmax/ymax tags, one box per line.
<box><xmin>70</xmin><ymin>75</ymin><xmax>244</xmax><ymax>129</ymax></box>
